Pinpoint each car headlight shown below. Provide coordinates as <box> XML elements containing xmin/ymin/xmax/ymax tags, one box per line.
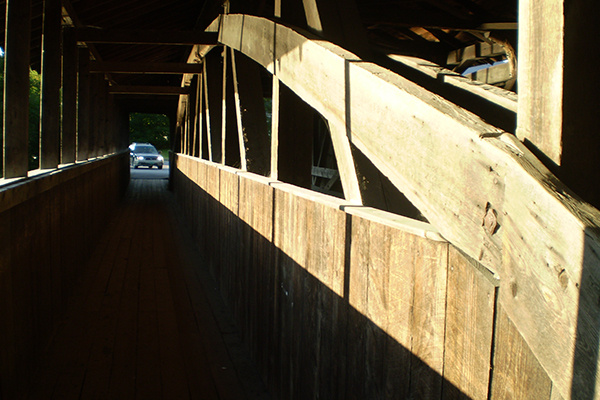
<box><xmin>137</xmin><ymin>156</ymin><xmax>144</xmax><ymax>160</ymax></box>
<box><xmin>158</xmin><ymin>155</ymin><xmax>164</xmax><ymax>161</ymax></box>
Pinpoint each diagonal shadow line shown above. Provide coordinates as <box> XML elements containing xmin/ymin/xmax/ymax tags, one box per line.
<box><xmin>173</xmin><ymin>169</ymin><xmax>476</xmax><ymax>399</ymax></box>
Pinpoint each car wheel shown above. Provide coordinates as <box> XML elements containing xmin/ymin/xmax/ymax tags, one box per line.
<box><xmin>134</xmin><ymin>165</ymin><xmax>138</xmax><ymax>169</ymax></box>
<box><xmin>158</xmin><ymin>165</ymin><xmax>163</xmax><ymax>170</ymax></box>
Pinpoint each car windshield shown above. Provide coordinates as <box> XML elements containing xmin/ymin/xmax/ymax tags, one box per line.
<box><xmin>135</xmin><ymin>146</ymin><xmax>158</xmax><ymax>154</ymax></box>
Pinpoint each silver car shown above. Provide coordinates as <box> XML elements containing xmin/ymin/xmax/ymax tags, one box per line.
<box><xmin>129</xmin><ymin>143</ymin><xmax>164</xmax><ymax>169</ymax></box>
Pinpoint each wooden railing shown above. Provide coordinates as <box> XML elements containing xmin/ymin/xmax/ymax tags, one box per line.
<box><xmin>173</xmin><ymin>154</ymin><xmax>566</xmax><ymax>399</ymax></box>
<box><xmin>173</xmin><ymin>15</ymin><xmax>600</xmax><ymax>398</ymax></box>
<box><xmin>0</xmin><ymin>154</ymin><xmax>130</xmax><ymax>398</ymax></box>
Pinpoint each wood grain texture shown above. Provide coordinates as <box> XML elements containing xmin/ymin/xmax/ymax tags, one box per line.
<box><xmin>516</xmin><ymin>0</ymin><xmax>563</xmax><ymax>164</ymax></box>
<box><xmin>40</xmin><ymin>0</ymin><xmax>62</xmax><ymax>169</ymax></box>
<box><xmin>490</xmin><ymin>306</ymin><xmax>553</xmax><ymax>400</ymax></box>
<box><xmin>0</xmin><ymin>211</ymin><xmax>16</xmax><ymax>399</ymax></box>
<box><xmin>443</xmin><ymin>246</ymin><xmax>497</xmax><ymax>399</ymax></box>
<box><xmin>237</xmin><ymin>171</ymin><xmax>275</xmax><ymax>381</ymax></box>
<box><xmin>216</xmin><ymin>15</ymin><xmax>600</xmax><ymax>396</ymax></box>
<box><xmin>3</xmin><ymin>0</ymin><xmax>31</xmax><ymax>178</ymax></box>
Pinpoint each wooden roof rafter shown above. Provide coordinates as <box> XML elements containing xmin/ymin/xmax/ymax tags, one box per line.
<box><xmin>89</xmin><ymin>61</ymin><xmax>204</xmax><ymax>74</ymax></box>
<box><xmin>75</xmin><ymin>27</ymin><xmax>218</xmax><ymax>45</ymax></box>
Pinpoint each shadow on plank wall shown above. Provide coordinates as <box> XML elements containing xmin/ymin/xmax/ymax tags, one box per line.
<box><xmin>171</xmin><ymin>159</ymin><xmax>508</xmax><ymax>400</ymax></box>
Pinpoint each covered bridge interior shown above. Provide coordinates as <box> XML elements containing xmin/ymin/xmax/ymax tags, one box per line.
<box><xmin>2</xmin><ymin>0</ymin><xmax>600</xmax><ymax>399</ymax></box>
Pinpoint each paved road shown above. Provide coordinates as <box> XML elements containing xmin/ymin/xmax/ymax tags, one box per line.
<box><xmin>130</xmin><ymin>161</ymin><xmax>170</xmax><ymax>179</ymax></box>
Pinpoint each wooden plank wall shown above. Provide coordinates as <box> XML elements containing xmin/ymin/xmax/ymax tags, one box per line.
<box><xmin>0</xmin><ymin>154</ymin><xmax>130</xmax><ymax>399</ymax></box>
<box><xmin>173</xmin><ymin>154</ymin><xmax>558</xmax><ymax>400</ymax></box>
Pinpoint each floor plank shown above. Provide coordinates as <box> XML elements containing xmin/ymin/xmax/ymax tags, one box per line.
<box><xmin>26</xmin><ymin>177</ymin><xmax>269</xmax><ymax>400</ymax></box>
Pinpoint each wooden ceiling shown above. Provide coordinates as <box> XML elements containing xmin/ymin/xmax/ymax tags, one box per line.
<box><xmin>2</xmin><ymin>0</ymin><xmax>517</xmax><ymax>104</ymax></box>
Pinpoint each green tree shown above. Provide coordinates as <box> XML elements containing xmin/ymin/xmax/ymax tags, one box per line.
<box><xmin>129</xmin><ymin>113</ymin><xmax>170</xmax><ymax>150</ymax></box>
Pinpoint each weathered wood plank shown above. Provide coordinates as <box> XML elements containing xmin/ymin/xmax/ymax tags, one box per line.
<box><xmin>347</xmin><ymin>211</ymin><xmax>370</xmax><ymax>400</ymax></box>
<box><xmin>383</xmin><ymin>218</ymin><xmax>415</xmax><ymax>400</ymax></box>
<box><xmin>363</xmin><ymin>218</ymin><xmax>389</xmax><ymax>399</ymax></box>
<box><xmin>345</xmin><ymin>206</ymin><xmax>449</xmax><ymax>399</ymax></box>
<box><xmin>388</xmin><ymin>54</ymin><xmax>517</xmax><ymax>114</ymax></box>
<box><xmin>216</xmin><ymin>15</ymin><xmax>600</xmax><ymax>395</ymax></box>
<box><xmin>272</xmin><ymin>188</ymin><xmax>297</xmax><ymax>399</ymax></box>
<box><xmin>218</xmin><ymin>166</ymin><xmax>240</xmax><ymax>317</ymax></box>
<box><xmin>230</xmin><ymin>49</ymin><xmax>247</xmax><ymax>171</ymax></box>
<box><xmin>3</xmin><ymin>0</ymin><xmax>31</xmax><ymax>178</ymax></box>
<box><xmin>79</xmin><ymin>238</ymin><xmax>130</xmax><ymax>399</ymax></box>
<box><xmin>203</xmin><ymin>63</ymin><xmax>213</xmax><ymax>161</ymax></box>
<box><xmin>136</xmin><ymin>267</ymin><xmax>162</xmax><ymax>399</ymax></box>
<box><xmin>205</xmin><ymin>51</ymin><xmax>223</xmax><ymax>163</ymax></box>
<box><xmin>270</xmin><ymin>76</ymin><xmax>280</xmax><ymax>180</ymax></box>
<box><xmin>193</xmin><ymin>77</ymin><xmax>202</xmax><ymax>158</ymax></box>
<box><xmin>238</xmin><ymin>172</ymin><xmax>276</xmax><ymax>386</ymax></box>
<box><xmin>516</xmin><ymin>0</ymin><xmax>563</xmax><ymax>164</ymax></box>
<box><xmin>443</xmin><ymin>246</ymin><xmax>497</xmax><ymax>399</ymax></box>
<box><xmin>221</xmin><ymin>47</ymin><xmax>228</xmax><ymax>165</ymax></box>
<box><xmin>490</xmin><ymin>306</ymin><xmax>553</xmax><ymax>399</ymax></box>
<box><xmin>408</xmin><ymin>227</ymin><xmax>448</xmax><ymax>398</ymax></box>
<box><xmin>155</xmin><ymin>268</ymin><xmax>190</xmax><ymax>400</ymax></box>
<box><xmin>40</xmin><ymin>0</ymin><xmax>62</xmax><ymax>169</ymax></box>
<box><xmin>108</xmin><ymin>234</ymin><xmax>140</xmax><ymax>399</ymax></box>
<box><xmin>0</xmin><ymin>211</ymin><xmax>16</xmax><ymax>399</ymax></box>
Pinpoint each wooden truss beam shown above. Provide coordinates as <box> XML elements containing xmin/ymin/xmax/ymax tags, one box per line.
<box><xmin>217</xmin><ymin>14</ymin><xmax>600</xmax><ymax>399</ymax></box>
<box><xmin>108</xmin><ymin>85</ymin><xmax>191</xmax><ymax>95</ymax></box>
<box><xmin>75</xmin><ymin>28</ymin><xmax>218</xmax><ymax>45</ymax></box>
<box><xmin>89</xmin><ymin>61</ymin><xmax>204</xmax><ymax>74</ymax></box>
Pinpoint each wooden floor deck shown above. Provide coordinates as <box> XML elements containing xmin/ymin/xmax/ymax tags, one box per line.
<box><xmin>26</xmin><ymin>177</ymin><xmax>269</xmax><ymax>400</ymax></box>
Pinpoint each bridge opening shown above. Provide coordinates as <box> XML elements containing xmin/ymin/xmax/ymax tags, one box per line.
<box><xmin>128</xmin><ymin>112</ymin><xmax>171</xmax><ymax>161</ymax></box>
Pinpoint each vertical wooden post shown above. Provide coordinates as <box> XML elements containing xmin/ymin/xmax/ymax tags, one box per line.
<box><xmin>518</xmin><ymin>0</ymin><xmax>600</xmax><ymax>208</ymax></box>
<box><xmin>77</xmin><ymin>47</ymin><xmax>91</xmax><ymax>161</ymax></box>
<box><xmin>181</xmin><ymin>103</ymin><xmax>188</xmax><ymax>155</ymax></box>
<box><xmin>270</xmin><ymin>77</ymin><xmax>280</xmax><ymax>180</ymax></box>
<box><xmin>271</xmin><ymin>0</ymin><xmax>281</xmax><ymax>180</ymax></box>
<box><xmin>179</xmin><ymin>107</ymin><xmax>185</xmax><ymax>155</ymax></box>
<box><xmin>221</xmin><ymin>46</ymin><xmax>228</xmax><ymax>165</ymax></box>
<box><xmin>62</xmin><ymin>27</ymin><xmax>78</xmax><ymax>164</ymax></box>
<box><xmin>3</xmin><ymin>0</ymin><xmax>31</xmax><ymax>178</ymax></box>
<box><xmin>517</xmin><ymin>0</ymin><xmax>563</xmax><ymax>165</ymax></box>
<box><xmin>203</xmin><ymin>62</ymin><xmax>213</xmax><ymax>161</ymax></box>
<box><xmin>205</xmin><ymin>51</ymin><xmax>223</xmax><ymax>163</ymax></box>
<box><xmin>40</xmin><ymin>0</ymin><xmax>62</xmax><ymax>169</ymax></box>
<box><xmin>193</xmin><ymin>75</ymin><xmax>202</xmax><ymax>158</ymax></box>
<box><xmin>230</xmin><ymin>48</ymin><xmax>247</xmax><ymax>171</ymax></box>
<box><xmin>274</xmin><ymin>0</ymin><xmax>281</xmax><ymax>17</ymax></box>
<box><xmin>187</xmin><ymin>95</ymin><xmax>194</xmax><ymax>155</ymax></box>
<box><xmin>197</xmin><ymin>72</ymin><xmax>204</xmax><ymax>159</ymax></box>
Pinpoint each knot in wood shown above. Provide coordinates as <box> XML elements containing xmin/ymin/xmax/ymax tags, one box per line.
<box><xmin>483</xmin><ymin>203</ymin><xmax>498</xmax><ymax>235</ymax></box>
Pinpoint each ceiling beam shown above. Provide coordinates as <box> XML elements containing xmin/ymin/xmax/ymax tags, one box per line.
<box><xmin>89</xmin><ymin>61</ymin><xmax>204</xmax><ymax>74</ymax></box>
<box><xmin>108</xmin><ymin>85</ymin><xmax>191</xmax><ymax>95</ymax></box>
<box><xmin>75</xmin><ymin>28</ymin><xmax>218</xmax><ymax>45</ymax></box>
